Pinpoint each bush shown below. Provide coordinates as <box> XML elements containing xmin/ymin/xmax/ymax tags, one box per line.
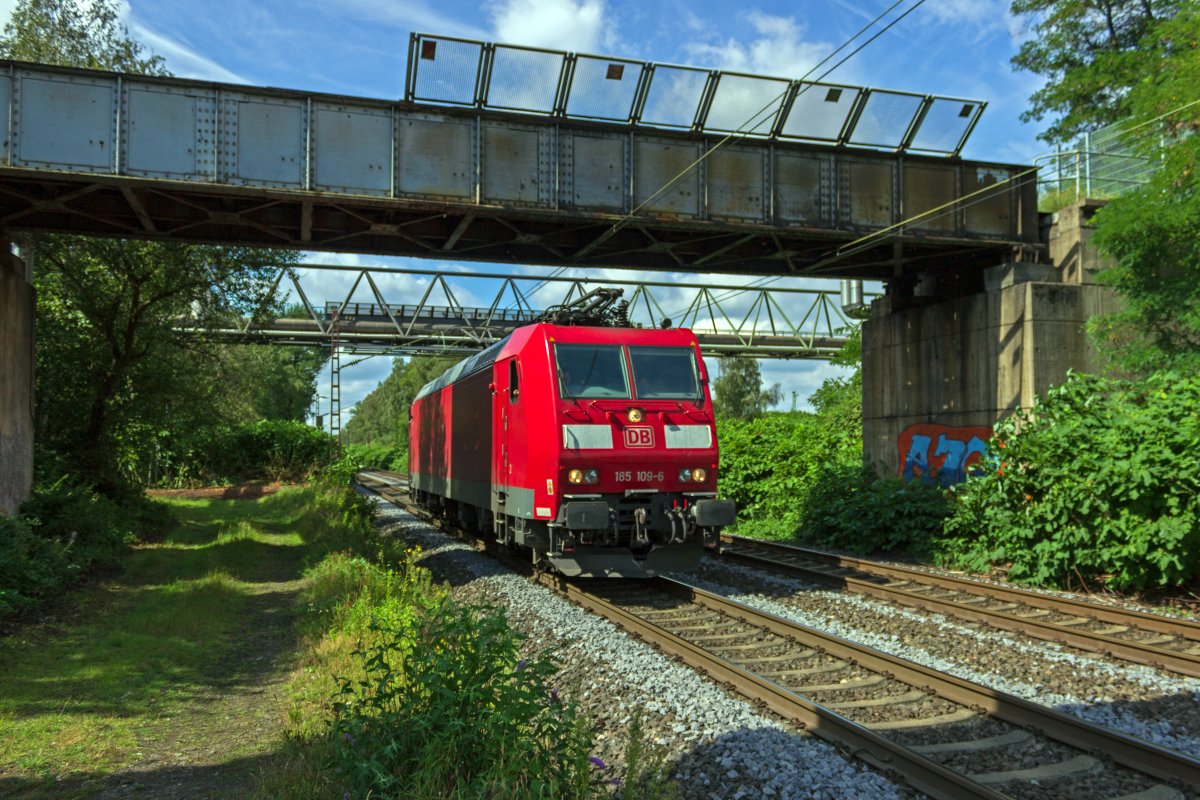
<box><xmin>331</xmin><ymin>601</ymin><xmax>597</xmax><ymax>799</ymax></box>
<box><xmin>162</xmin><ymin>420</ymin><xmax>333</xmax><ymax>486</ymax></box>
<box><xmin>799</xmin><ymin>465</ymin><xmax>950</xmax><ymax>557</ymax></box>
<box><xmin>296</xmin><ymin>465</ymin><xmax>393</xmax><ymax>564</ymax></box>
<box><xmin>943</xmin><ymin>371</ymin><xmax>1200</xmax><ymax>590</ymax></box>
<box><xmin>216</xmin><ymin>420</ymin><xmax>332</xmax><ymax>482</ymax></box>
<box><xmin>0</xmin><ymin>515</ymin><xmax>68</xmax><ymax>617</ymax></box>
<box><xmin>0</xmin><ymin>479</ymin><xmax>169</xmax><ymax>620</ymax></box>
<box><xmin>342</xmin><ymin>441</ymin><xmax>407</xmax><ymax>473</ymax></box>
<box><xmin>718</xmin><ymin>409</ymin><xmax>861</xmax><ymax>540</ymax></box>
<box><xmin>19</xmin><ymin>480</ymin><xmax>140</xmax><ymax>573</ymax></box>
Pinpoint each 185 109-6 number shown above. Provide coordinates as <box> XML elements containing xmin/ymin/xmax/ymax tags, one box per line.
<box><xmin>614</xmin><ymin>470</ymin><xmax>665</xmax><ymax>483</ymax></box>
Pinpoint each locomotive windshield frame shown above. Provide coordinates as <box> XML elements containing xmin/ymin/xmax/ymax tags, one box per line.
<box><xmin>628</xmin><ymin>346</ymin><xmax>702</xmax><ymax>400</ymax></box>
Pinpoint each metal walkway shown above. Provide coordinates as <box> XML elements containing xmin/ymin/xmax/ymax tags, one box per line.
<box><xmin>0</xmin><ymin>33</ymin><xmax>1037</xmax><ymax>279</ymax></box>
<box><xmin>184</xmin><ymin>266</ymin><xmax>869</xmax><ymax>358</ymax></box>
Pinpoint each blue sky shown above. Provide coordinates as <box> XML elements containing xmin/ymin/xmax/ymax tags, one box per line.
<box><xmin>1</xmin><ymin>0</ymin><xmax>1053</xmax><ymax>422</ymax></box>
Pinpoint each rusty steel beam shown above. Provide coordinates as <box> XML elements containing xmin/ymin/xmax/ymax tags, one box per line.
<box><xmin>0</xmin><ymin>61</ymin><xmax>1039</xmax><ymax>280</ymax></box>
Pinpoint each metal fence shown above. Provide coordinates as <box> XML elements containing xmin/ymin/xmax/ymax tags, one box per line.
<box><xmin>405</xmin><ymin>33</ymin><xmax>985</xmax><ymax>156</ymax></box>
<box><xmin>1036</xmin><ymin>120</ymin><xmax>1163</xmax><ymax>201</ymax></box>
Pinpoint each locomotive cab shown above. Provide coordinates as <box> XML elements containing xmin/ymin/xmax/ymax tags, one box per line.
<box><xmin>542</xmin><ymin>328</ymin><xmax>735</xmax><ymax>577</ymax></box>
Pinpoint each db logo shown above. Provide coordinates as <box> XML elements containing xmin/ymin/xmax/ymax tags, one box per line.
<box><xmin>623</xmin><ymin>427</ymin><xmax>654</xmax><ymax>448</ymax></box>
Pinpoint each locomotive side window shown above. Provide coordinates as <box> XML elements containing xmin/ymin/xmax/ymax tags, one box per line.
<box><xmin>554</xmin><ymin>344</ymin><xmax>630</xmax><ymax>399</ymax></box>
<box><xmin>629</xmin><ymin>346</ymin><xmax>701</xmax><ymax>399</ymax></box>
<box><xmin>509</xmin><ymin>359</ymin><xmax>519</xmax><ymax>402</ymax></box>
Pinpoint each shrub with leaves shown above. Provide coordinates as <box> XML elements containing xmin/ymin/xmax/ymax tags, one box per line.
<box><xmin>0</xmin><ymin>515</ymin><xmax>67</xmax><ymax>617</ymax></box>
<box><xmin>799</xmin><ymin>465</ymin><xmax>950</xmax><ymax>557</ymax></box>
<box><xmin>943</xmin><ymin>371</ymin><xmax>1200</xmax><ymax>590</ymax></box>
<box><xmin>331</xmin><ymin>601</ymin><xmax>597</xmax><ymax>799</ymax></box>
<box><xmin>342</xmin><ymin>441</ymin><xmax>407</xmax><ymax>473</ymax></box>
<box><xmin>718</xmin><ymin>382</ymin><xmax>862</xmax><ymax>540</ymax></box>
<box><xmin>0</xmin><ymin>478</ymin><xmax>170</xmax><ymax>619</ymax></box>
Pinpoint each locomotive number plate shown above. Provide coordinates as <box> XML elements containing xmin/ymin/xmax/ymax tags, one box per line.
<box><xmin>615</xmin><ymin>470</ymin><xmax>665</xmax><ymax>483</ymax></box>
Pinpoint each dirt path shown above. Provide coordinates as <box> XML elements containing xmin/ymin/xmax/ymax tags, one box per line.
<box><xmin>88</xmin><ymin>572</ymin><xmax>306</xmax><ymax>800</ymax></box>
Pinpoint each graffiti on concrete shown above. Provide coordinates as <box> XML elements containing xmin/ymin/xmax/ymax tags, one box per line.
<box><xmin>899</xmin><ymin>423</ymin><xmax>991</xmax><ymax>486</ymax></box>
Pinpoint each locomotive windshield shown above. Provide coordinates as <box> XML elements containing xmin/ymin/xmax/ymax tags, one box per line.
<box><xmin>629</xmin><ymin>346</ymin><xmax>701</xmax><ymax>399</ymax></box>
<box><xmin>555</xmin><ymin>344</ymin><xmax>631</xmax><ymax>398</ymax></box>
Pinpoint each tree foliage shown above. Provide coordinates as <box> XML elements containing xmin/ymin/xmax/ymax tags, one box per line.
<box><xmin>342</xmin><ymin>355</ymin><xmax>458</xmax><ymax>448</ymax></box>
<box><xmin>1089</xmin><ymin>6</ymin><xmax>1200</xmax><ymax>373</ymax></box>
<box><xmin>0</xmin><ymin>0</ymin><xmax>167</xmax><ymax>74</ymax></box>
<box><xmin>0</xmin><ymin>1</ymin><xmax>327</xmax><ymax>491</ymax></box>
<box><xmin>1011</xmin><ymin>0</ymin><xmax>1182</xmax><ymax>143</ymax></box>
<box><xmin>711</xmin><ymin>355</ymin><xmax>782</xmax><ymax>420</ymax></box>
<box><xmin>32</xmin><ymin>236</ymin><xmax>308</xmax><ymax>487</ymax></box>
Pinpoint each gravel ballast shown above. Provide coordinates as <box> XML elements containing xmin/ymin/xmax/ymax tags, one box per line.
<box><xmin>685</xmin><ymin>557</ymin><xmax>1200</xmax><ymax>761</ymax></box>
<box><xmin>368</xmin><ymin>499</ymin><xmax>915</xmax><ymax>800</ymax></box>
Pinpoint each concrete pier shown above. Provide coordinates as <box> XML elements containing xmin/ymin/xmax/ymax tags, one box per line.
<box><xmin>862</xmin><ymin>200</ymin><xmax>1119</xmax><ymax>483</ymax></box>
<box><xmin>1</xmin><ymin>239</ymin><xmax>34</xmax><ymax>515</ymax></box>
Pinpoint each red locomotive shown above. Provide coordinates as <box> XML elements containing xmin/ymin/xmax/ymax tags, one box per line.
<box><xmin>408</xmin><ymin>290</ymin><xmax>735</xmax><ymax>577</ymax></box>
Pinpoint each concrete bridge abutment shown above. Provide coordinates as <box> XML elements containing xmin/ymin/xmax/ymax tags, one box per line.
<box><xmin>1</xmin><ymin>235</ymin><xmax>34</xmax><ymax>515</ymax></box>
<box><xmin>861</xmin><ymin>200</ymin><xmax>1119</xmax><ymax>483</ymax></box>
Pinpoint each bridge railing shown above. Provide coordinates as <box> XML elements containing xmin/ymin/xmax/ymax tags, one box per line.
<box><xmin>406</xmin><ymin>33</ymin><xmax>985</xmax><ymax>156</ymax></box>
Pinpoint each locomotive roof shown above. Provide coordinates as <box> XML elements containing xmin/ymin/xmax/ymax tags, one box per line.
<box><xmin>412</xmin><ymin>323</ymin><xmax>699</xmax><ymax>403</ymax></box>
<box><xmin>413</xmin><ymin>333</ymin><xmax>512</xmax><ymax>403</ymax></box>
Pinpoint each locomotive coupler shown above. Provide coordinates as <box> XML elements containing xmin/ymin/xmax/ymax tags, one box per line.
<box><xmin>632</xmin><ymin>507</ymin><xmax>650</xmax><ymax>543</ymax></box>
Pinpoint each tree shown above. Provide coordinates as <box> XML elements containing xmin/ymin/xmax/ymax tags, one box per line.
<box><xmin>33</xmin><ymin>237</ymin><xmax>302</xmax><ymax>486</ymax></box>
<box><xmin>1010</xmin><ymin>0</ymin><xmax>1182</xmax><ymax>143</ymax></box>
<box><xmin>1089</xmin><ymin>6</ymin><xmax>1200</xmax><ymax>373</ymax></box>
<box><xmin>2</xmin><ymin>0</ymin><xmax>319</xmax><ymax>490</ymax></box>
<box><xmin>0</xmin><ymin>0</ymin><xmax>166</xmax><ymax>74</ymax></box>
<box><xmin>343</xmin><ymin>355</ymin><xmax>457</xmax><ymax>446</ymax></box>
<box><xmin>712</xmin><ymin>355</ymin><xmax>782</xmax><ymax>420</ymax></box>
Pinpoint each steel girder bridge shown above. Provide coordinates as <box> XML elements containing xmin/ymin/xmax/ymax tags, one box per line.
<box><xmin>0</xmin><ymin>34</ymin><xmax>1038</xmax><ymax>281</ymax></box>
<box><xmin>187</xmin><ymin>265</ymin><xmax>873</xmax><ymax>359</ymax></box>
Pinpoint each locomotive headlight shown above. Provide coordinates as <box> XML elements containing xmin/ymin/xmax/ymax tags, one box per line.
<box><xmin>627</xmin><ymin>407</ymin><xmax>645</xmax><ymax>423</ymax></box>
<box><xmin>568</xmin><ymin>468</ymin><xmax>600</xmax><ymax>485</ymax></box>
<box><xmin>678</xmin><ymin>467</ymin><xmax>693</xmax><ymax>482</ymax></box>
<box><xmin>691</xmin><ymin>467</ymin><xmax>708</xmax><ymax>482</ymax></box>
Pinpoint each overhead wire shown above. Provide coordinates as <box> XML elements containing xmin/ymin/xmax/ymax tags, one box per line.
<box><xmin>646</xmin><ymin>0</ymin><xmax>935</xmax><ymax>321</ymax></box>
<box><xmin>584</xmin><ymin>0</ymin><xmax>930</xmax><ymax>264</ymax></box>
<box><xmin>510</xmin><ymin>0</ymin><xmax>928</xmax><ymax>312</ymax></box>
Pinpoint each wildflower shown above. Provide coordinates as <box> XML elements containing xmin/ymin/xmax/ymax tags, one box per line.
<box><xmin>589</xmin><ymin>755</ymin><xmax>607</xmax><ymax>770</ymax></box>
<box><xmin>515</xmin><ymin>659</ymin><xmax>527</xmax><ymax>673</ymax></box>
<box><xmin>549</xmin><ymin>689</ymin><xmax>560</xmax><ymax>704</ymax></box>
<box><xmin>341</xmin><ymin>731</ymin><xmax>356</xmax><ymax>744</ymax></box>
<box><xmin>344</xmin><ymin>792</ymin><xmax>352</xmax><ymax>800</ymax></box>
<box><xmin>608</xmin><ymin>778</ymin><xmax>623</xmax><ymax>787</ymax></box>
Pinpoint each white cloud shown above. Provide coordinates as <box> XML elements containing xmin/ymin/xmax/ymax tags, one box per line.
<box><xmin>489</xmin><ymin>0</ymin><xmax>614</xmax><ymax>53</ymax></box>
<box><xmin>324</xmin><ymin>0</ymin><xmax>488</xmax><ymax>40</ymax></box>
<box><xmin>923</xmin><ymin>0</ymin><xmax>1020</xmax><ymax>41</ymax></box>
<box><xmin>130</xmin><ymin>22</ymin><xmax>248</xmax><ymax>83</ymax></box>
<box><xmin>687</xmin><ymin>12</ymin><xmax>831</xmax><ymax>79</ymax></box>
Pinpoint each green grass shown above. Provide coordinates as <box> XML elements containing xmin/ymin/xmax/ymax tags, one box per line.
<box><xmin>0</xmin><ymin>489</ymin><xmax>311</xmax><ymax>798</ymax></box>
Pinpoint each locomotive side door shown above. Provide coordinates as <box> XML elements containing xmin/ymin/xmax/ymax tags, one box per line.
<box><xmin>491</xmin><ymin>358</ymin><xmax>515</xmax><ymax>535</ymax></box>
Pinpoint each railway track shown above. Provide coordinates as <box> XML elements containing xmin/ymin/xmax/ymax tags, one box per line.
<box><xmin>717</xmin><ymin>534</ymin><xmax>1200</xmax><ymax>679</ymax></box>
<box><xmin>356</xmin><ymin>471</ymin><xmax>1200</xmax><ymax>799</ymax></box>
<box><xmin>576</xmin><ymin>578</ymin><xmax>1198</xmax><ymax>800</ymax></box>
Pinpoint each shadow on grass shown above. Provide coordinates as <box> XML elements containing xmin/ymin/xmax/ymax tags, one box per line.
<box><xmin>119</xmin><ymin>537</ymin><xmax>304</xmax><ymax>588</ymax></box>
<box><xmin>0</xmin><ymin>577</ymin><xmax>303</xmax><ymax>720</ymax></box>
<box><xmin>0</xmin><ymin>748</ymin><xmax>331</xmax><ymax>800</ymax></box>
